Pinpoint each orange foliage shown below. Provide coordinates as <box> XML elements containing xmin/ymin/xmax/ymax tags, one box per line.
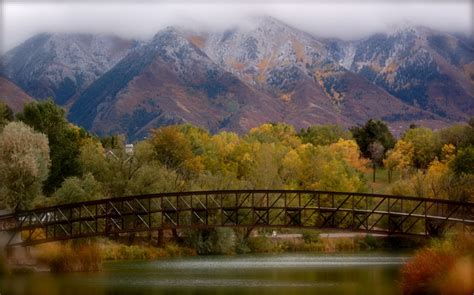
<box><xmin>401</xmin><ymin>234</ymin><xmax>474</xmax><ymax>295</ymax></box>
<box><xmin>230</xmin><ymin>59</ymin><xmax>246</xmax><ymax>71</ymax></box>
<box><xmin>291</xmin><ymin>39</ymin><xmax>305</xmax><ymax>62</ymax></box>
<box><xmin>401</xmin><ymin>248</ymin><xmax>456</xmax><ymax>295</ymax></box>
<box><xmin>187</xmin><ymin>35</ymin><xmax>206</xmax><ymax>49</ymax></box>
<box><xmin>257</xmin><ymin>58</ymin><xmax>270</xmax><ymax>82</ymax></box>
<box><xmin>37</xmin><ymin>242</ymin><xmax>102</xmax><ymax>273</ymax></box>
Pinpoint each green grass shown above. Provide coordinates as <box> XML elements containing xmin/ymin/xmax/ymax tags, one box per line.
<box><xmin>363</xmin><ymin>167</ymin><xmax>401</xmax><ymax>195</ymax></box>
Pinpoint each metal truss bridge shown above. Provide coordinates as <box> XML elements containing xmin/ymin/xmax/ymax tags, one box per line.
<box><xmin>0</xmin><ymin>190</ymin><xmax>472</xmax><ymax>247</ymax></box>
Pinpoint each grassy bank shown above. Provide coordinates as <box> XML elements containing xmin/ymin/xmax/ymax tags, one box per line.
<box><xmin>21</xmin><ymin>229</ymin><xmax>425</xmax><ymax>273</ymax></box>
<box><xmin>36</xmin><ymin>241</ymin><xmax>102</xmax><ymax>272</ymax></box>
<box><xmin>32</xmin><ymin>239</ymin><xmax>196</xmax><ymax>272</ymax></box>
<box><xmin>101</xmin><ymin>240</ymin><xmax>196</xmax><ymax>261</ymax></box>
<box><xmin>246</xmin><ymin>232</ymin><xmax>423</xmax><ymax>254</ymax></box>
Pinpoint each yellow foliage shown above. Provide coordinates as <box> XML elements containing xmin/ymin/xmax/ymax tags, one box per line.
<box><xmin>328</xmin><ymin>139</ymin><xmax>370</xmax><ymax>173</ymax></box>
<box><xmin>281</xmin><ymin>149</ymin><xmax>303</xmax><ymax>183</ymax></box>
<box><xmin>441</xmin><ymin>143</ymin><xmax>456</xmax><ymax>163</ymax></box>
<box><xmin>384</xmin><ymin>140</ymin><xmax>414</xmax><ymax>175</ymax></box>
<box><xmin>424</xmin><ymin>158</ymin><xmax>451</xmax><ymax>199</ymax></box>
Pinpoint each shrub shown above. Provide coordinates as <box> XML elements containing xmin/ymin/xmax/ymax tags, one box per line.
<box><xmin>184</xmin><ymin>228</ymin><xmax>235</xmax><ymax>255</ymax></box>
<box><xmin>301</xmin><ymin>230</ymin><xmax>320</xmax><ymax>243</ymax></box>
<box><xmin>401</xmin><ymin>248</ymin><xmax>456</xmax><ymax>295</ymax></box>
<box><xmin>359</xmin><ymin>234</ymin><xmax>383</xmax><ymax>250</ymax></box>
<box><xmin>400</xmin><ymin>234</ymin><xmax>474</xmax><ymax>295</ymax></box>
<box><xmin>101</xmin><ymin>241</ymin><xmax>196</xmax><ymax>261</ymax></box>
<box><xmin>247</xmin><ymin>237</ymin><xmax>285</xmax><ymax>253</ymax></box>
<box><xmin>37</xmin><ymin>241</ymin><xmax>102</xmax><ymax>272</ymax></box>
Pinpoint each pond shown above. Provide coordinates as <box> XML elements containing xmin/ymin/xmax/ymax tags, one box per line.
<box><xmin>1</xmin><ymin>252</ymin><xmax>409</xmax><ymax>295</ymax></box>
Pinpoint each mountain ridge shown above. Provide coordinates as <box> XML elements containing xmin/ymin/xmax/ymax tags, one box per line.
<box><xmin>1</xmin><ymin>17</ymin><xmax>472</xmax><ymax>139</ymax></box>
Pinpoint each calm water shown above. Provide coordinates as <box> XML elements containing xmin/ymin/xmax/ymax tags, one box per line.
<box><xmin>1</xmin><ymin>253</ymin><xmax>409</xmax><ymax>295</ymax></box>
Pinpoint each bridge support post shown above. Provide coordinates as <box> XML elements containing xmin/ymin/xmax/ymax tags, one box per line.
<box><xmin>157</xmin><ymin>229</ymin><xmax>164</xmax><ymax>247</ymax></box>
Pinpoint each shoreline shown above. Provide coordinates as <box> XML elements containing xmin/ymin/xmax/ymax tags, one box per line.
<box><xmin>3</xmin><ymin>233</ymin><xmax>422</xmax><ymax>273</ymax></box>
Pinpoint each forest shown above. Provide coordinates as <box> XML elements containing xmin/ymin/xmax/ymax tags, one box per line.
<box><xmin>0</xmin><ymin>99</ymin><xmax>473</xmax><ymax>213</ymax></box>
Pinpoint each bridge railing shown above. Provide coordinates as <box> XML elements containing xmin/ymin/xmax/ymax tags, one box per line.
<box><xmin>0</xmin><ymin>190</ymin><xmax>473</xmax><ymax>246</ymax></box>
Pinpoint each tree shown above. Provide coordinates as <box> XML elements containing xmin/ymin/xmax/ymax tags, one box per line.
<box><xmin>403</xmin><ymin>127</ymin><xmax>441</xmax><ymax>169</ymax></box>
<box><xmin>79</xmin><ymin>138</ymin><xmax>157</xmax><ymax>197</ymax></box>
<box><xmin>295</xmin><ymin>144</ymin><xmax>366</xmax><ymax>192</ymax></box>
<box><xmin>299</xmin><ymin>124</ymin><xmax>352</xmax><ymax>146</ymax></box>
<box><xmin>242</xmin><ymin>142</ymin><xmax>285</xmax><ymax>189</ymax></box>
<box><xmin>350</xmin><ymin>119</ymin><xmax>395</xmax><ymax>159</ymax></box>
<box><xmin>149</xmin><ymin>126</ymin><xmax>194</xmax><ymax>170</ymax></box>
<box><xmin>148</xmin><ymin>125</ymin><xmax>204</xmax><ymax>178</ymax></box>
<box><xmin>389</xmin><ymin>143</ymin><xmax>472</xmax><ymax>202</ymax></box>
<box><xmin>0</xmin><ymin>102</ymin><xmax>14</xmax><ymax>128</ymax></box>
<box><xmin>451</xmin><ymin>147</ymin><xmax>474</xmax><ymax>175</ymax></box>
<box><xmin>384</xmin><ymin>140</ymin><xmax>414</xmax><ymax>182</ymax></box>
<box><xmin>247</xmin><ymin>123</ymin><xmax>301</xmax><ymax>148</ymax></box>
<box><xmin>53</xmin><ymin>173</ymin><xmax>103</xmax><ymax>205</ymax></box>
<box><xmin>17</xmin><ymin>99</ymin><xmax>88</xmax><ymax>193</ymax></box>
<box><xmin>327</xmin><ymin>139</ymin><xmax>370</xmax><ymax>173</ymax></box>
<box><xmin>0</xmin><ymin>122</ymin><xmax>50</xmax><ymax>211</ymax></box>
<box><xmin>438</xmin><ymin>123</ymin><xmax>474</xmax><ymax>149</ymax></box>
<box><xmin>368</xmin><ymin>141</ymin><xmax>385</xmax><ymax>182</ymax></box>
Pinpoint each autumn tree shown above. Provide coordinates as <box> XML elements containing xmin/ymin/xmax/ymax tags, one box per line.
<box><xmin>0</xmin><ymin>122</ymin><xmax>50</xmax><ymax>211</ymax></box>
<box><xmin>327</xmin><ymin>139</ymin><xmax>370</xmax><ymax>173</ymax></box>
<box><xmin>246</xmin><ymin>123</ymin><xmax>301</xmax><ymax>148</ymax></box>
<box><xmin>403</xmin><ymin>127</ymin><xmax>441</xmax><ymax>169</ymax></box>
<box><xmin>299</xmin><ymin>124</ymin><xmax>352</xmax><ymax>146</ymax></box>
<box><xmin>241</xmin><ymin>142</ymin><xmax>286</xmax><ymax>189</ymax></box>
<box><xmin>384</xmin><ymin>140</ymin><xmax>414</xmax><ymax>182</ymax></box>
<box><xmin>148</xmin><ymin>125</ymin><xmax>203</xmax><ymax>178</ymax></box>
<box><xmin>293</xmin><ymin>143</ymin><xmax>366</xmax><ymax>192</ymax></box>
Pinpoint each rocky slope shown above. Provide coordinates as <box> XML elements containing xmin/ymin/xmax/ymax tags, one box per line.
<box><xmin>1</xmin><ymin>33</ymin><xmax>137</xmax><ymax>105</ymax></box>
<box><xmin>68</xmin><ymin>28</ymin><xmax>283</xmax><ymax>139</ymax></box>
<box><xmin>198</xmin><ymin>17</ymin><xmax>446</xmax><ymax>131</ymax></box>
<box><xmin>0</xmin><ymin>76</ymin><xmax>33</xmax><ymax>112</ymax></box>
<box><xmin>326</xmin><ymin>26</ymin><xmax>474</xmax><ymax>120</ymax></box>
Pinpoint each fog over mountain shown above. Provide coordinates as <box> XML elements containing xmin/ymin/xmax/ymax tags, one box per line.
<box><xmin>2</xmin><ymin>1</ymin><xmax>472</xmax><ymax>54</ymax></box>
<box><xmin>1</xmin><ymin>2</ymin><xmax>472</xmax><ymax>140</ymax></box>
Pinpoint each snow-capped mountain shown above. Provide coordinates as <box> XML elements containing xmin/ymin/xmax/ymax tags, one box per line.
<box><xmin>1</xmin><ymin>33</ymin><xmax>138</xmax><ymax>105</ymax></box>
<box><xmin>1</xmin><ymin>17</ymin><xmax>472</xmax><ymax>139</ymax></box>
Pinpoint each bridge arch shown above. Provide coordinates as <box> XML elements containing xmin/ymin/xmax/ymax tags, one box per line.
<box><xmin>0</xmin><ymin>190</ymin><xmax>472</xmax><ymax>247</ymax></box>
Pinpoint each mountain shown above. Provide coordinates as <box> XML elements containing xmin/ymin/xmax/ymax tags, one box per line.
<box><xmin>2</xmin><ymin>17</ymin><xmax>472</xmax><ymax>139</ymax></box>
<box><xmin>1</xmin><ymin>33</ymin><xmax>138</xmax><ymax>105</ymax></box>
<box><xmin>0</xmin><ymin>76</ymin><xmax>33</xmax><ymax>112</ymax></box>
<box><xmin>68</xmin><ymin>28</ymin><xmax>283</xmax><ymax>139</ymax></box>
<box><xmin>326</xmin><ymin>26</ymin><xmax>474</xmax><ymax>120</ymax></box>
<box><xmin>199</xmin><ymin>17</ymin><xmax>445</xmax><ymax>131</ymax></box>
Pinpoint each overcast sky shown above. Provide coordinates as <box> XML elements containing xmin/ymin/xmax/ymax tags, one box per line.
<box><xmin>1</xmin><ymin>1</ymin><xmax>472</xmax><ymax>54</ymax></box>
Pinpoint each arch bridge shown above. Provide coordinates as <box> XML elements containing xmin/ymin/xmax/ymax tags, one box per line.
<box><xmin>0</xmin><ymin>190</ymin><xmax>472</xmax><ymax>247</ymax></box>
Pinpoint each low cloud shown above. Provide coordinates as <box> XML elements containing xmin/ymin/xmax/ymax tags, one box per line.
<box><xmin>2</xmin><ymin>1</ymin><xmax>472</xmax><ymax>53</ymax></box>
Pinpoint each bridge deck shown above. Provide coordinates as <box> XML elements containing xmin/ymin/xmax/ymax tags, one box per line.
<box><xmin>0</xmin><ymin>190</ymin><xmax>472</xmax><ymax>247</ymax></box>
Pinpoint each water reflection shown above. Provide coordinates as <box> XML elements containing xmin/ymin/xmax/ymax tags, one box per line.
<box><xmin>0</xmin><ymin>253</ymin><xmax>408</xmax><ymax>295</ymax></box>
